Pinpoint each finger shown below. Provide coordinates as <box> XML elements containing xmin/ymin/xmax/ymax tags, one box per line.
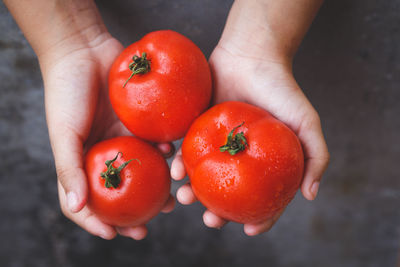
<box><xmin>101</xmin><ymin>121</ymin><xmax>133</xmax><ymax>142</ymax></box>
<box><xmin>171</xmin><ymin>148</ymin><xmax>186</xmax><ymax>180</ymax></box>
<box><xmin>116</xmin><ymin>225</ymin><xmax>148</xmax><ymax>240</ymax></box>
<box><xmin>58</xmin><ymin>182</ymin><xmax>117</xmax><ymax>239</ymax></box>
<box><xmin>242</xmin><ymin>78</ymin><xmax>329</xmax><ymax>201</ymax></box>
<box><xmin>243</xmin><ymin>208</ymin><xmax>285</xmax><ymax>236</ymax></box>
<box><xmin>84</xmin><ymin>215</ymin><xmax>117</xmax><ymax>240</ymax></box>
<box><xmin>161</xmin><ymin>194</ymin><xmax>175</xmax><ymax>213</ymax></box>
<box><xmin>51</xmin><ymin>131</ymin><xmax>87</xmax><ymax>213</ymax></box>
<box><xmin>301</xmin><ymin>158</ymin><xmax>329</xmax><ymax>200</ymax></box>
<box><xmin>176</xmin><ymin>183</ymin><xmax>197</xmax><ymax>205</ymax></box>
<box><xmin>203</xmin><ymin>210</ymin><xmax>227</xmax><ymax>229</ymax></box>
<box><xmin>156</xmin><ymin>142</ymin><xmax>175</xmax><ymax>158</ymax></box>
<box><xmin>297</xmin><ymin>113</ymin><xmax>330</xmax><ymax>200</ymax></box>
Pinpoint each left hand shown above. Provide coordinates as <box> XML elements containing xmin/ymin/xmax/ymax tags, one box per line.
<box><xmin>42</xmin><ymin>34</ymin><xmax>175</xmax><ymax>240</ymax></box>
<box><xmin>170</xmin><ymin>43</ymin><xmax>329</xmax><ymax>236</ymax></box>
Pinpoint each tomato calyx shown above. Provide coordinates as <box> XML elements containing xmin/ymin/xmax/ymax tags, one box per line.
<box><xmin>123</xmin><ymin>52</ymin><xmax>151</xmax><ymax>88</ymax></box>
<box><xmin>220</xmin><ymin>122</ymin><xmax>248</xmax><ymax>155</ymax></box>
<box><xmin>100</xmin><ymin>152</ymin><xmax>140</xmax><ymax>189</ymax></box>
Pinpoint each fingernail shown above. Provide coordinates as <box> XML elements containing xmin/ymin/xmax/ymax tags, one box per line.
<box><xmin>99</xmin><ymin>229</ymin><xmax>110</xmax><ymax>240</ymax></box>
<box><xmin>67</xmin><ymin>191</ymin><xmax>78</xmax><ymax>212</ymax></box>
<box><xmin>162</xmin><ymin>144</ymin><xmax>175</xmax><ymax>158</ymax></box>
<box><xmin>311</xmin><ymin>181</ymin><xmax>320</xmax><ymax>200</ymax></box>
<box><xmin>244</xmin><ymin>225</ymin><xmax>256</xmax><ymax>236</ymax></box>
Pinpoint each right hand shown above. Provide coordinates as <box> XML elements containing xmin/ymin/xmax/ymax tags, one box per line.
<box><xmin>41</xmin><ymin>33</ymin><xmax>175</xmax><ymax>240</ymax></box>
<box><xmin>170</xmin><ymin>43</ymin><xmax>329</xmax><ymax>236</ymax></box>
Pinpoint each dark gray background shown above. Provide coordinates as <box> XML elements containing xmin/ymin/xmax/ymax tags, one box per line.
<box><xmin>0</xmin><ymin>0</ymin><xmax>399</xmax><ymax>266</ymax></box>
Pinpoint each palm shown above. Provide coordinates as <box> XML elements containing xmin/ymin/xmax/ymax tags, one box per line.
<box><xmin>210</xmin><ymin>45</ymin><xmax>309</xmax><ymax>133</ymax></box>
<box><xmin>47</xmin><ymin>37</ymin><xmax>173</xmax><ymax>240</ymax></box>
<box><xmin>46</xmin><ymin>37</ymin><xmax>127</xmax><ymax>152</ymax></box>
<box><xmin>45</xmin><ymin>37</ymin><xmax>125</xmax><ymax>238</ymax></box>
<box><xmin>173</xmin><ymin>45</ymin><xmax>328</xmax><ymax>235</ymax></box>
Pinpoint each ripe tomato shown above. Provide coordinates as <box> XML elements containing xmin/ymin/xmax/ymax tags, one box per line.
<box><xmin>109</xmin><ymin>30</ymin><xmax>212</xmax><ymax>143</ymax></box>
<box><xmin>85</xmin><ymin>136</ymin><xmax>170</xmax><ymax>227</ymax></box>
<box><xmin>182</xmin><ymin>101</ymin><xmax>304</xmax><ymax>224</ymax></box>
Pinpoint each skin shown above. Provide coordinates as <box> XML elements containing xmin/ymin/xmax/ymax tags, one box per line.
<box><xmin>5</xmin><ymin>0</ymin><xmax>329</xmax><ymax>237</ymax></box>
<box><xmin>171</xmin><ymin>0</ymin><xmax>329</xmax><ymax>235</ymax></box>
<box><xmin>4</xmin><ymin>0</ymin><xmax>174</xmax><ymax>240</ymax></box>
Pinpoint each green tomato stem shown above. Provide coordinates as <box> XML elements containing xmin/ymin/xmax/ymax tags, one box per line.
<box><xmin>100</xmin><ymin>152</ymin><xmax>140</xmax><ymax>189</ymax></box>
<box><xmin>123</xmin><ymin>52</ymin><xmax>151</xmax><ymax>88</ymax></box>
<box><xmin>220</xmin><ymin>122</ymin><xmax>248</xmax><ymax>155</ymax></box>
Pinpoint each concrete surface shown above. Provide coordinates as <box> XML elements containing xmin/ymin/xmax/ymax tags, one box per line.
<box><xmin>0</xmin><ymin>0</ymin><xmax>399</xmax><ymax>266</ymax></box>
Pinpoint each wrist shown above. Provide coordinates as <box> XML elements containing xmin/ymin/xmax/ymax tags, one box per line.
<box><xmin>38</xmin><ymin>22</ymin><xmax>110</xmax><ymax>67</ymax></box>
<box><xmin>41</xmin><ymin>12</ymin><xmax>108</xmax><ymax>60</ymax></box>
<box><xmin>7</xmin><ymin>0</ymin><xmax>109</xmax><ymax>66</ymax></box>
<box><xmin>219</xmin><ymin>0</ymin><xmax>322</xmax><ymax>66</ymax></box>
<box><xmin>218</xmin><ymin>0</ymin><xmax>294</xmax><ymax>66</ymax></box>
<box><xmin>217</xmin><ymin>31</ymin><xmax>293</xmax><ymax>68</ymax></box>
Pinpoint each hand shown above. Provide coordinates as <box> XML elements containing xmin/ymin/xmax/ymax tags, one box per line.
<box><xmin>171</xmin><ymin>44</ymin><xmax>329</xmax><ymax>236</ymax></box>
<box><xmin>42</xmin><ymin>34</ymin><xmax>175</xmax><ymax>240</ymax></box>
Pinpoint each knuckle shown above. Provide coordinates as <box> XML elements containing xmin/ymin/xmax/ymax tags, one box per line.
<box><xmin>56</xmin><ymin>166</ymin><xmax>71</xmax><ymax>182</ymax></box>
<box><xmin>319</xmin><ymin>142</ymin><xmax>330</xmax><ymax>166</ymax></box>
<box><xmin>55</xmin><ymin>166</ymin><xmax>83</xmax><ymax>190</ymax></box>
<box><xmin>308</xmin><ymin>111</ymin><xmax>321</xmax><ymax>128</ymax></box>
<box><xmin>324</xmin><ymin>150</ymin><xmax>331</xmax><ymax>164</ymax></box>
<box><xmin>299</xmin><ymin>110</ymin><xmax>321</xmax><ymax>132</ymax></box>
<box><xmin>56</xmin><ymin>167</ymin><xmax>73</xmax><ymax>191</ymax></box>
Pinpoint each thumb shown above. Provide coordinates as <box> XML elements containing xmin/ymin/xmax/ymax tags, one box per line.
<box><xmin>50</xmin><ymin>131</ymin><xmax>88</xmax><ymax>213</ymax></box>
<box><xmin>297</xmin><ymin>112</ymin><xmax>330</xmax><ymax>200</ymax></box>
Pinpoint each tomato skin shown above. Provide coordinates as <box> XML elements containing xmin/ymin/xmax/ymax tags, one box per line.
<box><xmin>85</xmin><ymin>136</ymin><xmax>170</xmax><ymax>227</ymax></box>
<box><xmin>182</xmin><ymin>101</ymin><xmax>304</xmax><ymax>224</ymax></box>
<box><xmin>109</xmin><ymin>30</ymin><xmax>212</xmax><ymax>143</ymax></box>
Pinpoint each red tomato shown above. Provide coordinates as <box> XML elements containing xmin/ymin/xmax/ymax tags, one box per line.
<box><xmin>182</xmin><ymin>101</ymin><xmax>304</xmax><ymax>224</ymax></box>
<box><xmin>109</xmin><ymin>30</ymin><xmax>212</xmax><ymax>143</ymax></box>
<box><xmin>85</xmin><ymin>136</ymin><xmax>170</xmax><ymax>227</ymax></box>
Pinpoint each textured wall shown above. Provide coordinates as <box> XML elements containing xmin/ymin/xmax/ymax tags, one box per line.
<box><xmin>0</xmin><ymin>0</ymin><xmax>399</xmax><ymax>266</ymax></box>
